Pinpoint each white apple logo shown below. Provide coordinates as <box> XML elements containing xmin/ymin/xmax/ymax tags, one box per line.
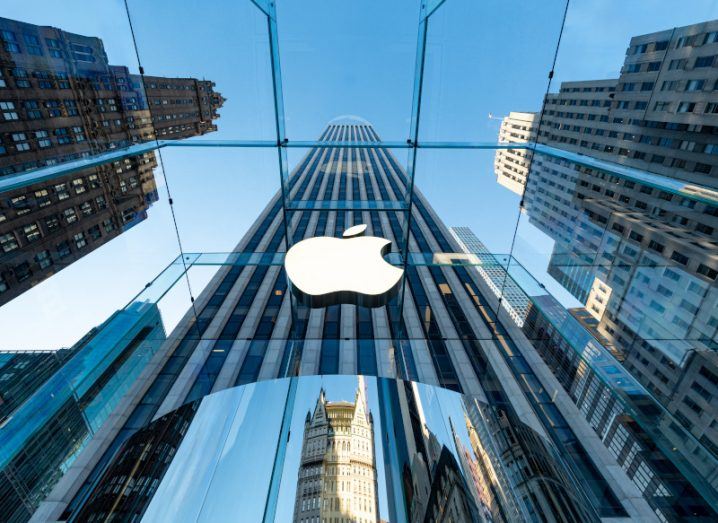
<box><xmin>284</xmin><ymin>224</ymin><xmax>404</xmax><ymax>308</ymax></box>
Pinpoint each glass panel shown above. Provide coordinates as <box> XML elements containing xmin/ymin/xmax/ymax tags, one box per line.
<box><xmin>125</xmin><ymin>0</ymin><xmax>275</xmax><ymax>141</ymax></box>
<box><xmin>419</xmin><ymin>0</ymin><xmax>567</xmax><ymax>142</ymax></box>
<box><xmin>70</xmin><ymin>376</ymin><xmax>599</xmax><ymax>522</ymax></box>
<box><xmin>276</xmin><ymin>1</ymin><xmax>418</xmax><ymax>142</ymax></box>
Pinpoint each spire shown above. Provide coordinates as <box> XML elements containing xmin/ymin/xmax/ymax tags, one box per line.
<box><xmin>353</xmin><ymin>376</ymin><xmax>369</xmax><ymax>423</ymax></box>
<box><xmin>311</xmin><ymin>387</ymin><xmax>327</xmax><ymax>423</ymax></box>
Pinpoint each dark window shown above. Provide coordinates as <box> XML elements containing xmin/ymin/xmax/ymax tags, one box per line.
<box><xmin>695</xmin><ymin>55</ymin><xmax>715</xmax><ymax>68</ymax></box>
<box><xmin>697</xmin><ymin>264</ymin><xmax>718</xmax><ymax>280</ymax></box>
<box><xmin>671</xmin><ymin>251</ymin><xmax>689</xmax><ymax>265</ymax></box>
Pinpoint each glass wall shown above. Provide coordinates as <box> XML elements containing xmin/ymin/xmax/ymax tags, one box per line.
<box><xmin>72</xmin><ymin>376</ymin><xmax>599</xmax><ymax>523</ymax></box>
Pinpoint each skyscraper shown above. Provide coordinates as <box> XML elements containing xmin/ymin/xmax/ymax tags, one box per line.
<box><xmin>31</xmin><ymin>119</ymin><xmax>704</xmax><ymax>522</ymax></box>
<box><xmin>495</xmin><ymin>20</ymin><xmax>718</xmax><ymax>465</ymax></box>
<box><xmin>0</xmin><ymin>301</ymin><xmax>166</xmax><ymax>522</ymax></box>
<box><xmin>450</xmin><ymin>226</ymin><xmax>531</xmax><ymax>327</ymax></box>
<box><xmin>493</xmin><ymin>111</ymin><xmax>538</xmax><ymax>196</ymax></box>
<box><xmin>0</xmin><ymin>17</ymin><xmax>224</xmax><ymax>305</ymax></box>
<box><xmin>293</xmin><ymin>377</ymin><xmax>378</xmax><ymax>523</ymax></box>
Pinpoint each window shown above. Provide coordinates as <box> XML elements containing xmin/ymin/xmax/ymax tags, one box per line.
<box><xmin>677</xmin><ymin>102</ymin><xmax>696</xmax><ymax>113</ymax></box>
<box><xmin>45</xmin><ymin>38</ymin><xmax>63</xmax><ymax>58</ymax></box>
<box><xmin>640</xmin><ymin>82</ymin><xmax>654</xmax><ymax>91</ymax></box>
<box><xmin>45</xmin><ymin>216</ymin><xmax>59</xmax><ymax>231</ymax></box>
<box><xmin>63</xmin><ymin>208</ymin><xmax>77</xmax><ymax>223</ymax></box>
<box><xmin>72</xmin><ymin>178</ymin><xmax>86</xmax><ymax>194</ymax></box>
<box><xmin>34</xmin><ymin>189</ymin><xmax>51</xmax><ymax>207</ymax></box>
<box><xmin>10</xmin><ymin>195</ymin><xmax>30</xmax><ymax>214</ymax></box>
<box><xmin>686</xmin><ymin>79</ymin><xmax>705</xmax><ymax>91</ymax></box>
<box><xmin>697</xmin><ymin>264</ymin><xmax>718</xmax><ymax>280</ymax></box>
<box><xmin>54</xmin><ymin>183</ymin><xmax>69</xmax><ymax>200</ymax></box>
<box><xmin>671</xmin><ymin>251</ymin><xmax>689</xmax><ymax>265</ymax></box>
<box><xmin>56</xmin><ymin>240</ymin><xmax>71</xmax><ymax>258</ymax></box>
<box><xmin>35</xmin><ymin>250</ymin><xmax>52</xmax><ymax>270</ymax></box>
<box><xmin>88</xmin><ymin>224</ymin><xmax>102</xmax><ymax>241</ymax></box>
<box><xmin>695</xmin><ymin>55</ymin><xmax>715</xmax><ymax>68</ymax></box>
<box><xmin>73</xmin><ymin>232</ymin><xmax>87</xmax><ymax>249</ymax></box>
<box><xmin>14</xmin><ymin>262</ymin><xmax>32</xmax><ymax>282</ymax></box>
<box><xmin>0</xmin><ymin>233</ymin><xmax>19</xmax><ymax>253</ymax></box>
<box><xmin>629</xmin><ymin>231</ymin><xmax>644</xmax><ymax>242</ymax></box>
<box><xmin>647</xmin><ymin>61</ymin><xmax>661</xmax><ymax>71</ymax></box>
<box><xmin>654</xmin><ymin>101</ymin><xmax>670</xmax><ymax>111</ymax></box>
<box><xmin>1</xmin><ymin>30</ymin><xmax>19</xmax><ymax>53</ymax></box>
<box><xmin>648</xmin><ymin>240</ymin><xmax>664</xmax><ymax>253</ymax></box>
<box><xmin>23</xmin><ymin>33</ymin><xmax>42</xmax><ymax>55</ymax></box>
<box><xmin>669</xmin><ymin>58</ymin><xmax>686</xmax><ymax>70</ymax></box>
<box><xmin>694</xmin><ymin>162</ymin><xmax>712</xmax><ymax>174</ymax></box>
<box><xmin>23</xmin><ymin>223</ymin><xmax>41</xmax><ymax>242</ymax></box>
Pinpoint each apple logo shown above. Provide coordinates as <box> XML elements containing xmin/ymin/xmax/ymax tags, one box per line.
<box><xmin>284</xmin><ymin>224</ymin><xmax>404</xmax><ymax>308</ymax></box>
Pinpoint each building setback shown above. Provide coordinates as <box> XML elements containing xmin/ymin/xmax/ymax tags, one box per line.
<box><xmin>0</xmin><ymin>17</ymin><xmax>223</xmax><ymax>305</ymax></box>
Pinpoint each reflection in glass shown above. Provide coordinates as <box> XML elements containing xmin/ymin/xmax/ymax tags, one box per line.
<box><xmin>0</xmin><ymin>16</ymin><xmax>223</xmax><ymax>306</ymax></box>
<box><xmin>0</xmin><ymin>302</ymin><xmax>165</xmax><ymax>522</ymax></box>
<box><xmin>492</xmin><ymin>17</ymin><xmax>718</xmax><ymax>520</ymax></box>
<box><xmin>71</xmin><ymin>376</ymin><xmax>599</xmax><ymax>522</ymax></box>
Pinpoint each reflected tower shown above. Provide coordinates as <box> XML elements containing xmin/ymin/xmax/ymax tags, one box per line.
<box><xmin>293</xmin><ymin>376</ymin><xmax>379</xmax><ymax>523</ymax></box>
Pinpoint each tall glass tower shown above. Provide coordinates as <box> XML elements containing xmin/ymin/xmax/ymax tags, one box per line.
<box><xmin>28</xmin><ymin>120</ymin><xmax>716</xmax><ymax>523</ymax></box>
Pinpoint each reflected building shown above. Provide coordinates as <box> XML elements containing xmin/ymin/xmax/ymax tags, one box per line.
<box><xmin>293</xmin><ymin>377</ymin><xmax>378</xmax><ymax>523</ymax></box>
<box><xmin>493</xmin><ymin>111</ymin><xmax>538</xmax><ymax>196</ymax></box>
<box><xmin>496</xmin><ymin>19</ymin><xmax>718</xmax><ymax>461</ymax></box>
<box><xmin>0</xmin><ymin>16</ymin><xmax>223</xmax><ymax>305</ymax></box>
<box><xmin>450</xmin><ymin>226</ymin><xmax>530</xmax><ymax>327</ymax></box>
<box><xmin>0</xmin><ymin>347</ymin><xmax>76</xmax><ymax>424</ymax></box>
<box><xmin>0</xmin><ymin>301</ymin><xmax>165</xmax><ymax>523</ymax></box>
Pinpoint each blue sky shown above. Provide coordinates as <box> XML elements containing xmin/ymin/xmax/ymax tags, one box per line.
<box><xmin>1</xmin><ymin>0</ymin><xmax>718</xmax><ymax>348</ymax></box>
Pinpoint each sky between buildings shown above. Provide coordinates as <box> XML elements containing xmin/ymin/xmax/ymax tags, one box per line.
<box><xmin>0</xmin><ymin>0</ymin><xmax>717</xmax><ymax>349</ymax></box>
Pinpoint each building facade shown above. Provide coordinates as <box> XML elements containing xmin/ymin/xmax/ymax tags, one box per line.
<box><xmin>493</xmin><ymin>111</ymin><xmax>538</xmax><ymax>196</ymax></box>
<box><xmin>293</xmin><ymin>377</ymin><xmax>378</xmax><ymax>523</ymax></box>
<box><xmin>0</xmin><ymin>17</ymin><xmax>223</xmax><ymax>305</ymax></box>
<box><xmin>0</xmin><ymin>301</ymin><xmax>165</xmax><ymax>522</ymax></box>
<box><xmin>450</xmin><ymin>226</ymin><xmax>531</xmax><ymax>327</ymax></box>
<box><xmin>494</xmin><ymin>20</ymin><xmax>718</xmax><ymax>460</ymax></box>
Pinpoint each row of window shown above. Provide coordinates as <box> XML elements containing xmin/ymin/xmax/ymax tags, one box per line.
<box><xmin>546</xmin><ymin>97</ymin><xmax>612</xmax><ymax>108</ymax></box>
<box><xmin>0</xmin><ymin>219</ymin><xmax>117</xmax><ymax>293</ymax></box>
<box><xmin>629</xmin><ymin>31</ymin><xmax>718</xmax><ymax>55</ymax></box>
<box><xmin>0</xmin><ymin>29</ymin><xmax>95</xmax><ymax>61</ymax></box>
<box><xmin>545</xmin><ymin>122</ymin><xmax>718</xmax><ymax>155</ymax></box>
<box><xmin>559</xmin><ymin>85</ymin><xmax>616</xmax><ymax>93</ymax></box>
